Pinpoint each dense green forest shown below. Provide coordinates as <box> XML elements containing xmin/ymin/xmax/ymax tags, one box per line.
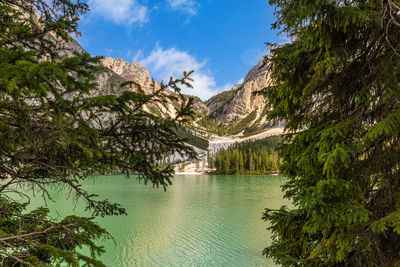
<box><xmin>210</xmin><ymin>136</ymin><xmax>282</xmax><ymax>175</ymax></box>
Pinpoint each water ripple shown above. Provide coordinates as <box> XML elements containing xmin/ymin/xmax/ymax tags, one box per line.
<box><xmin>29</xmin><ymin>175</ymin><xmax>289</xmax><ymax>266</ymax></box>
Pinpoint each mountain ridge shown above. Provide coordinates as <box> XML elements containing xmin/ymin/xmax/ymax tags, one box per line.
<box><xmin>60</xmin><ymin>32</ymin><xmax>271</xmax><ymax>135</ymax></box>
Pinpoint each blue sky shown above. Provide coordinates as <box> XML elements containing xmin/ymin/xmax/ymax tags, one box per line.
<box><xmin>78</xmin><ymin>0</ymin><xmax>283</xmax><ymax>100</ymax></box>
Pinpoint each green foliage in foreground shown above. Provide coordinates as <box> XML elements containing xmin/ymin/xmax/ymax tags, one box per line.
<box><xmin>0</xmin><ymin>1</ymin><xmax>195</xmax><ymax>265</ymax></box>
<box><xmin>0</xmin><ymin>199</ymin><xmax>108</xmax><ymax>267</ymax></box>
<box><xmin>261</xmin><ymin>0</ymin><xmax>400</xmax><ymax>266</ymax></box>
<box><xmin>212</xmin><ymin>136</ymin><xmax>282</xmax><ymax>175</ymax></box>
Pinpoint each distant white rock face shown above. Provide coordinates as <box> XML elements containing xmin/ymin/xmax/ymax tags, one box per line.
<box><xmin>99</xmin><ymin>57</ymin><xmax>210</xmax><ymax>118</ymax></box>
<box><xmin>101</xmin><ymin>58</ymin><xmax>160</xmax><ymax>95</ymax></box>
<box><xmin>24</xmin><ymin>5</ymin><xmax>272</xmax><ymax>130</ymax></box>
<box><xmin>214</xmin><ymin>60</ymin><xmax>272</xmax><ymax>123</ymax></box>
<box><xmin>52</xmin><ymin>22</ymin><xmax>271</xmax><ymax>128</ymax></box>
<box><xmin>231</xmin><ymin>82</ymin><xmax>244</xmax><ymax>91</ymax></box>
<box><xmin>99</xmin><ymin>57</ymin><xmax>273</xmax><ymax>127</ymax></box>
<box><xmin>98</xmin><ymin>57</ymin><xmax>180</xmax><ymax>118</ymax></box>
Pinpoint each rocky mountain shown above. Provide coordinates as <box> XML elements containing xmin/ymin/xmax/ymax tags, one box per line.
<box><xmin>205</xmin><ymin>89</ymin><xmax>237</xmax><ymax>115</ymax></box>
<box><xmin>208</xmin><ymin>60</ymin><xmax>271</xmax><ymax>124</ymax></box>
<box><xmin>50</xmin><ymin>21</ymin><xmax>270</xmax><ymax>134</ymax></box>
<box><xmin>22</xmin><ymin>5</ymin><xmax>211</xmax><ymax>127</ymax></box>
<box><xmin>98</xmin><ymin>57</ymin><xmax>210</xmax><ymax>118</ymax></box>
<box><xmin>101</xmin><ymin>57</ymin><xmax>160</xmax><ymax>95</ymax></box>
<box><xmin>82</xmin><ymin>54</ymin><xmax>271</xmax><ymax>135</ymax></box>
<box><xmin>19</xmin><ymin>5</ymin><xmax>85</xmax><ymax>58</ymax></box>
<box><xmin>193</xmin><ymin>60</ymin><xmax>273</xmax><ymax>136</ymax></box>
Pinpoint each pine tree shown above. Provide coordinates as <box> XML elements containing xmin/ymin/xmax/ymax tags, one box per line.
<box><xmin>234</xmin><ymin>150</ymin><xmax>240</xmax><ymax>174</ymax></box>
<box><xmin>257</xmin><ymin>155</ymin><xmax>262</xmax><ymax>172</ymax></box>
<box><xmin>0</xmin><ymin>1</ymin><xmax>196</xmax><ymax>265</ymax></box>
<box><xmin>217</xmin><ymin>154</ymin><xmax>223</xmax><ymax>173</ymax></box>
<box><xmin>239</xmin><ymin>152</ymin><xmax>244</xmax><ymax>174</ymax></box>
<box><xmin>249</xmin><ymin>149</ymin><xmax>255</xmax><ymax>172</ymax></box>
<box><xmin>224</xmin><ymin>153</ymin><xmax>230</xmax><ymax>174</ymax></box>
<box><xmin>262</xmin><ymin>0</ymin><xmax>400</xmax><ymax>265</ymax></box>
<box><xmin>209</xmin><ymin>151</ymin><xmax>215</xmax><ymax>169</ymax></box>
<box><xmin>212</xmin><ymin>137</ymin><xmax>282</xmax><ymax>175</ymax></box>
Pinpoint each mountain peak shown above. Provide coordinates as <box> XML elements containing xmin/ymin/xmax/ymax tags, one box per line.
<box><xmin>102</xmin><ymin>57</ymin><xmax>146</xmax><ymax>75</ymax></box>
<box><xmin>205</xmin><ymin>59</ymin><xmax>270</xmax><ymax>124</ymax></box>
<box><xmin>100</xmin><ymin>57</ymin><xmax>156</xmax><ymax>93</ymax></box>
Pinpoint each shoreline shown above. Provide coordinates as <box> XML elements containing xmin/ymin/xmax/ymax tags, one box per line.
<box><xmin>174</xmin><ymin>171</ymin><xmax>208</xmax><ymax>175</ymax></box>
<box><xmin>174</xmin><ymin>171</ymin><xmax>281</xmax><ymax>176</ymax></box>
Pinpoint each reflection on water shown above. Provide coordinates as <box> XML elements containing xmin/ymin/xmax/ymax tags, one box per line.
<box><xmin>29</xmin><ymin>175</ymin><xmax>288</xmax><ymax>266</ymax></box>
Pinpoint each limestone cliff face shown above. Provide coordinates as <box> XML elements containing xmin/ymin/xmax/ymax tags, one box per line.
<box><xmin>101</xmin><ymin>58</ymin><xmax>160</xmax><ymax>95</ymax></box>
<box><xmin>51</xmin><ymin>21</ymin><xmax>269</xmax><ymax>126</ymax></box>
<box><xmin>208</xmin><ymin>60</ymin><xmax>271</xmax><ymax>123</ymax></box>
<box><xmin>99</xmin><ymin>57</ymin><xmax>180</xmax><ymax>117</ymax></box>
<box><xmin>57</xmin><ymin>37</ymin><xmax>85</xmax><ymax>56</ymax></box>
<box><xmin>193</xmin><ymin>101</ymin><xmax>210</xmax><ymax>114</ymax></box>
<box><xmin>71</xmin><ymin>52</ymin><xmax>269</xmax><ymax>127</ymax></box>
<box><xmin>205</xmin><ymin>88</ymin><xmax>236</xmax><ymax>114</ymax></box>
<box><xmin>100</xmin><ymin>57</ymin><xmax>213</xmax><ymax>118</ymax></box>
<box><xmin>23</xmin><ymin>6</ymin><xmax>205</xmax><ymax>120</ymax></box>
<box><xmin>19</xmin><ymin>6</ymin><xmax>85</xmax><ymax>58</ymax></box>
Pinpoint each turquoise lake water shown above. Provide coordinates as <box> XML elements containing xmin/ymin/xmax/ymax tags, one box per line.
<box><xmin>29</xmin><ymin>175</ymin><xmax>288</xmax><ymax>266</ymax></box>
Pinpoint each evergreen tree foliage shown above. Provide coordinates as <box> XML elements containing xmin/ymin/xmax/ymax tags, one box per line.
<box><xmin>207</xmin><ymin>150</ymin><xmax>215</xmax><ymax>169</ymax></box>
<box><xmin>213</xmin><ymin>136</ymin><xmax>281</xmax><ymax>175</ymax></box>
<box><xmin>261</xmin><ymin>0</ymin><xmax>400</xmax><ymax>266</ymax></box>
<box><xmin>0</xmin><ymin>0</ymin><xmax>196</xmax><ymax>265</ymax></box>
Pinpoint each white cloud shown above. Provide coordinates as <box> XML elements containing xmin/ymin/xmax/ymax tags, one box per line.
<box><xmin>167</xmin><ymin>0</ymin><xmax>198</xmax><ymax>15</ymax></box>
<box><xmin>136</xmin><ymin>46</ymin><xmax>234</xmax><ymax>101</ymax></box>
<box><xmin>88</xmin><ymin>0</ymin><xmax>148</xmax><ymax>25</ymax></box>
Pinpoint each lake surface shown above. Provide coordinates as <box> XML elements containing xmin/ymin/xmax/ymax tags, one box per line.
<box><xmin>29</xmin><ymin>175</ymin><xmax>288</xmax><ymax>266</ymax></box>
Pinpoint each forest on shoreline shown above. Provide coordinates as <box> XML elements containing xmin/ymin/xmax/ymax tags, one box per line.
<box><xmin>209</xmin><ymin>136</ymin><xmax>282</xmax><ymax>175</ymax></box>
